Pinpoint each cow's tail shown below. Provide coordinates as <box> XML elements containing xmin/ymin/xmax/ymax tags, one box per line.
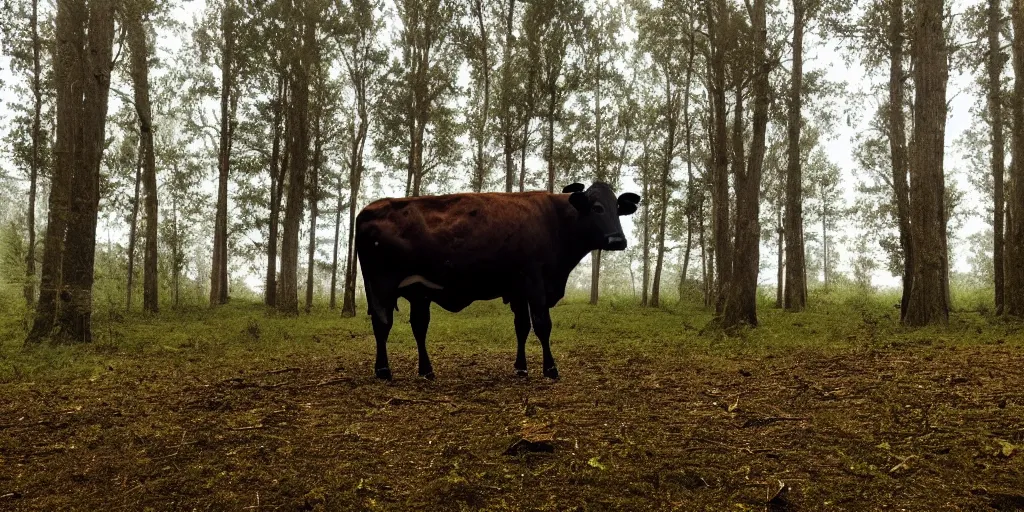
<box><xmin>355</xmin><ymin>215</ymin><xmax>400</xmax><ymax>326</ymax></box>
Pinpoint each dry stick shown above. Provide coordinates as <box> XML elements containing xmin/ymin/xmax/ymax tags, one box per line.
<box><xmin>264</xmin><ymin>367</ymin><xmax>301</xmax><ymax>375</ymax></box>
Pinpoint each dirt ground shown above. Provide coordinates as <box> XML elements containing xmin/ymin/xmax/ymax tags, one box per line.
<box><xmin>2</xmin><ymin>343</ymin><xmax>1023</xmax><ymax>511</ymax></box>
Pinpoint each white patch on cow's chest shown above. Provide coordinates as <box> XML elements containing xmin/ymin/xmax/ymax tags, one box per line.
<box><xmin>398</xmin><ymin>275</ymin><xmax>444</xmax><ymax>290</ymax></box>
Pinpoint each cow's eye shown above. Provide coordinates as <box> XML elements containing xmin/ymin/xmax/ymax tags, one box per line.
<box><xmin>592</xmin><ymin>203</ymin><xmax>605</xmax><ymax>214</ymax></box>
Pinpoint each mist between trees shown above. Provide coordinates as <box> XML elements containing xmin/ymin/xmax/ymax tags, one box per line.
<box><xmin>1</xmin><ymin>0</ymin><xmax>1023</xmax><ymax>340</ymax></box>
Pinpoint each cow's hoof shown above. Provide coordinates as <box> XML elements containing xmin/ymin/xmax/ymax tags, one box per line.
<box><xmin>420</xmin><ymin>371</ymin><xmax>436</xmax><ymax>380</ymax></box>
<box><xmin>375</xmin><ymin>367</ymin><xmax>392</xmax><ymax>380</ymax></box>
<box><xmin>543</xmin><ymin>366</ymin><xmax>559</xmax><ymax>379</ymax></box>
<box><xmin>515</xmin><ymin>369</ymin><xmax>529</xmax><ymax>378</ymax></box>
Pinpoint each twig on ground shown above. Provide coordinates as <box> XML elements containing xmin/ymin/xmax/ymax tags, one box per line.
<box><xmin>264</xmin><ymin>367</ymin><xmax>301</xmax><ymax>375</ymax></box>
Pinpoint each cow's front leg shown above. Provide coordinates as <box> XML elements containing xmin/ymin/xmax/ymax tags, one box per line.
<box><xmin>528</xmin><ymin>303</ymin><xmax>558</xmax><ymax>380</ymax></box>
<box><xmin>510</xmin><ymin>299</ymin><xmax>531</xmax><ymax>377</ymax></box>
<box><xmin>409</xmin><ymin>298</ymin><xmax>435</xmax><ymax>380</ymax></box>
<box><xmin>371</xmin><ymin>311</ymin><xmax>394</xmax><ymax>380</ymax></box>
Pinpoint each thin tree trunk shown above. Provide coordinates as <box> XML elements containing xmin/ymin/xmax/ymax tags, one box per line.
<box><xmin>546</xmin><ymin>94</ymin><xmax>556</xmax><ymax>193</ymax></box>
<box><xmin>990</xmin><ymin>0</ymin><xmax>1006</xmax><ymax>314</ymax></box>
<box><xmin>471</xmin><ymin>0</ymin><xmax>491</xmax><ymax>193</ymax></box>
<box><xmin>888</xmin><ymin>0</ymin><xmax>913</xmax><ymax>320</ymax></box>
<box><xmin>784</xmin><ymin>0</ymin><xmax>808</xmax><ymax>311</ymax></box>
<box><xmin>640</xmin><ymin>144</ymin><xmax>651</xmax><ymax>306</ymax></box>
<box><xmin>305</xmin><ymin>109</ymin><xmax>323</xmax><ymax>314</ymax></box>
<box><xmin>1004</xmin><ymin>0</ymin><xmax>1024</xmax><ymax>316</ymax></box>
<box><xmin>210</xmin><ymin>0</ymin><xmax>233</xmax><ymax>306</ymax></box>
<box><xmin>26</xmin><ymin>0</ymin><xmax>84</xmax><ymax>343</ymax></box>
<box><xmin>776</xmin><ymin>206</ymin><xmax>784</xmax><ymax>308</ymax></box>
<box><xmin>699</xmin><ymin>186</ymin><xmax>709</xmax><ymax>307</ymax></box>
<box><xmin>266</xmin><ymin>74</ymin><xmax>286</xmax><ymax>307</ymax></box>
<box><xmin>24</xmin><ymin>0</ymin><xmax>42</xmax><ymax>306</ymax></box>
<box><xmin>651</xmin><ymin>65</ymin><xmax>677</xmax><ymax>308</ymax></box>
<box><xmin>172</xmin><ymin>193</ymin><xmax>180</xmax><ymax>308</ymax></box>
<box><xmin>904</xmin><ymin>0</ymin><xmax>950</xmax><ymax>326</ymax></box>
<box><xmin>501</xmin><ymin>0</ymin><xmax>516</xmax><ymax>193</ymax></box>
<box><xmin>822</xmin><ymin>195</ymin><xmax>828</xmax><ymax>290</ymax></box>
<box><xmin>330</xmin><ymin>173</ymin><xmax>342</xmax><ymax>310</ymax></box>
<box><xmin>126</xmin><ymin>141</ymin><xmax>143</xmax><ymax>311</ymax></box>
<box><xmin>519</xmin><ymin>118</ymin><xmax>530</xmax><ymax>191</ymax></box>
<box><xmin>680</xmin><ymin>32</ymin><xmax>696</xmax><ymax>302</ymax></box>
<box><xmin>126</xmin><ymin>6</ymin><xmax>159</xmax><ymax>313</ymax></box>
<box><xmin>57</xmin><ymin>0</ymin><xmax>115</xmax><ymax>342</ymax></box>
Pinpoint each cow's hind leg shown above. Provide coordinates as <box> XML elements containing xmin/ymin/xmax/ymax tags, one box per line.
<box><xmin>372</xmin><ymin>308</ymin><xmax>394</xmax><ymax>380</ymax></box>
<box><xmin>409</xmin><ymin>298</ymin><xmax>435</xmax><ymax>379</ymax></box>
<box><xmin>526</xmin><ymin>298</ymin><xmax>558</xmax><ymax>380</ymax></box>
<box><xmin>510</xmin><ymin>299</ymin><xmax>531</xmax><ymax>377</ymax></box>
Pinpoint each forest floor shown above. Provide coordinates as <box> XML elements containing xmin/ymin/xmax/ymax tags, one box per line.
<box><xmin>1</xmin><ymin>295</ymin><xmax>1023</xmax><ymax>511</ymax></box>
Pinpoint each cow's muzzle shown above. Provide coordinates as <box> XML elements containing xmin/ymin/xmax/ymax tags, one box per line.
<box><xmin>605</xmin><ymin>234</ymin><xmax>627</xmax><ymax>251</ymax></box>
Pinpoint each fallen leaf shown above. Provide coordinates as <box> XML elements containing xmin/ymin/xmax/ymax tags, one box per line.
<box><xmin>587</xmin><ymin>457</ymin><xmax>607</xmax><ymax>470</ymax></box>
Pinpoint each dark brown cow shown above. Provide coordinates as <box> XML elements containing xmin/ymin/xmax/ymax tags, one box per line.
<box><xmin>354</xmin><ymin>182</ymin><xmax>640</xmax><ymax>380</ymax></box>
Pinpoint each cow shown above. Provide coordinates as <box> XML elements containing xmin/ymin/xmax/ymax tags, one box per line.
<box><xmin>354</xmin><ymin>182</ymin><xmax>640</xmax><ymax>381</ymax></box>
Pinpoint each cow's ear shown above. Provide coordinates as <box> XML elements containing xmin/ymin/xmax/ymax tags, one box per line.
<box><xmin>562</xmin><ymin>183</ymin><xmax>585</xmax><ymax>194</ymax></box>
<box><xmin>617</xmin><ymin>193</ymin><xmax>640</xmax><ymax>216</ymax></box>
<box><xmin>569</xmin><ymin>191</ymin><xmax>590</xmax><ymax>213</ymax></box>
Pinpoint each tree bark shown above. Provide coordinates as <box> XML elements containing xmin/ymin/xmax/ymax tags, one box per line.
<box><xmin>56</xmin><ymin>0</ymin><xmax>115</xmax><ymax>342</ymax></box>
<box><xmin>126</xmin><ymin>140</ymin><xmax>143</xmax><ymax>311</ymax></box>
<box><xmin>26</xmin><ymin>0</ymin><xmax>84</xmax><ymax>343</ymax></box>
<box><xmin>278</xmin><ymin>15</ymin><xmax>314</xmax><ymax>315</ymax></box>
<box><xmin>1005</xmin><ymin>0</ymin><xmax>1024</xmax><ymax>316</ymax></box>
<box><xmin>640</xmin><ymin>143</ymin><xmax>651</xmax><ymax>306</ymax></box>
<box><xmin>330</xmin><ymin>172</ymin><xmax>343</xmax><ymax>310</ymax></box>
<box><xmin>126</xmin><ymin>5</ymin><xmax>159</xmax><ymax>313</ymax></box>
<box><xmin>210</xmin><ymin>0</ymin><xmax>233</xmax><ymax>306</ymax></box>
<box><xmin>776</xmin><ymin>209</ymin><xmax>784</xmax><ymax>308</ymax></box>
<box><xmin>651</xmin><ymin>64</ymin><xmax>677</xmax><ymax>308</ymax></box>
<box><xmin>342</xmin><ymin>47</ymin><xmax>371</xmax><ymax>317</ymax></box>
<box><xmin>904</xmin><ymin>0</ymin><xmax>950</xmax><ymax>326</ymax></box>
<box><xmin>707</xmin><ymin>0</ymin><xmax>732</xmax><ymax>315</ymax></box>
<box><xmin>989</xmin><ymin>0</ymin><xmax>1006</xmax><ymax>313</ymax></box>
<box><xmin>887</xmin><ymin>0</ymin><xmax>914</xmax><ymax>320</ymax></box>
<box><xmin>24</xmin><ymin>0</ymin><xmax>43</xmax><ymax>306</ymax></box>
<box><xmin>783</xmin><ymin>0</ymin><xmax>808</xmax><ymax>311</ymax></box>
<box><xmin>471</xmin><ymin>0</ymin><xmax>491</xmax><ymax>193</ymax></box>
<box><xmin>305</xmin><ymin>107</ymin><xmax>323</xmax><ymax>314</ymax></box>
<box><xmin>681</xmin><ymin>34</ymin><xmax>696</xmax><ymax>294</ymax></box>
<box><xmin>266</xmin><ymin>73</ymin><xmax>286</xmax><ymax>307</ymax></box>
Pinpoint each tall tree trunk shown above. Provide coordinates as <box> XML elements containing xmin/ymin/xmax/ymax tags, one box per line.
<box><xmin>57</xmin><ymin>0</ymin><xmax>115</xmax><ymax>342</ymax></box>
<box><xmin>699</xmin><ymin>187</ymin><xmax>709</xmax><ymax>307</ymax></box>
<box><xmin>210</xmin><ymin>0</ymin><xmax>233</xmax><ymax>306</ymax></box>
<box><xmin>651</xmin><ymin>67</ymin><xmax>677</xmax><ymax>308</ymax></box>
<box><xmin>640</xmin><ymin>145</ymin><xmax>651</xmax><ymax>306</ymax></box>
<box><xmin>278</xmin><ymin>16</ymin><xmax>314</xmax><ymax>315</ymax></box>
<box><xmin>343</xmin><ymin>115</ymin><xmax>368</xmax><ymax>317</ymax></box>
<box><xmin>775</xmin><ymin>206</ymin><xmax>784</xmax><ymax>308</ymax></box>
<box><xmin>126</xmin><ymin>142</ymin><xmax>143</xmax><ymax>311</ymax></box>
<box><xmin>26</xmin><ymin>0</ymin><xmax>84</xmax><ymax>343</ymax></box>
<box><xmin>590</xmin><ymin>55</ymin><xmax>604</xmax><ymax>306</ymax></box>
<box><xmin>1005</xmin><ymin>0</ymin><xmax>1024</xmax><ymax>316</ymax></box>
<box><xmin>680</xmin><ymin>32</ymin><xmax>696</xmax><ymax>303</ymax></box>
<box><xmin>330</xmin><ymin>172</ymin><xmax>343</xmax><ymax>310</ymax></box>
<box><xmin>784</xmin><ymin>0</ymin><xmax>808</xmax><ymax>311</ymax></box>
<box><xmin>266</xmin><ymin>74</ymin><xmax>286</xmax><ymax>307</ymax></box>
<box><xmin>305</xmin><ymin>111</ymin><xmax>323</xmax><ymax>314</ymax></box>
<box><xmin>822</xmin><ymin>194</ymin><xmax>829</xmax><ymax>290</ymax></box>
<box><xmin>904</xmin><ymin>0</ymin><xmax>950</xmax><ymax>326</ymax></box>
<box><xmin>127</xmin><ymin>6</ymin><xmax>159</xmax><ymax>313</ymax></box>
<box><xmin>24</xmin><ymin>0</ymin><xmax>42</xmax><ymax>306</ymax></box>
<box><xmin>519</xmin><ymin>117</ymin><xmax>530</xmax><ymax>191</ymax></box>
<box><xmin>888</xmin><ymin>0</ymin><xmax>913</xmax><ymax>320</ymax></box>
<box><xmin>172</xmin><ymin>193</ymin><xmax>180</xmax><ymax>308</ymax></box>
<box><xmin>546</xmin><ymin>93</ymin><xmax>556</xmax><ymax>193</ymax></box>
<box><xmin>990</xmin><ymin>0</ymin><xmax>1006</xmax><ymax>314</ymax></box>
<box><xmin>707</xmin><ymin>0</ymin><xmax>732</xmax><ymax>315</ymax></box>
<box><xmin>501</xmin><ymin>0</ymin><xmax>516</xmax><ymax>193</ymax></box>
<box><xmin>471</xmin><ymin>0</ymin><xmax>491</xmax><ymax>193</ymax></box>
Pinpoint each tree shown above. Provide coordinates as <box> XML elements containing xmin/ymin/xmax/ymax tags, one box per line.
<box><xmin>723</xmin><ymin>0</ymin><xmax>770</xmax><ymax>328</ymax></box>
<box><xmin>277</xmin><ymin>1</ymin><xmax>317</xmax><ymax>314</ymax></box>
<box><xmin>26</xmin><ymin>0</ymin><xmax>82</xmax><ymax>343</ymax></box>
<box><xmin>706</xmin><ymin>0</ymin><xmax>732</xmax><ymax>315</ymax></box>
<box><xmin>54</xmin><ymin>0</ymin><xmax>116</xmax><ymax>342</ymax></box>
<box><xmin>465</xmin><ymin>0</ymin><xmax>493</xmax><ymax>192</ymax></box>
<box><xmin>783</xmin><ymin>0</ymin><xmax>814</xmax><ymax>311</ymax></box>
<box><xmin>125</xmin><ymin>0</ymin><xmax>159</xmax><ymax>313</ymax></box>
<box><xmin>1006</xmin><ymin>0</ymin><xmax>1024</xmax><ymax>316</ymax></box>
<box><xmin>903</xmin><ymin>0</ymin><xmax>949</xmax><ymax>325</ymax></box>
<box><xmin>210</xmin><ymin>0</ymin><xmax>236</xmax><ymax>306</ymax></box>
<box><xmin>333</xmin><ymin>0</ymin><xmax>385</xmax><ymax>318</ymax></box>
<box><xmin>987</xmin><ymin>0</ymin><xmax>1007</xmax><ymax>313</ymax></box>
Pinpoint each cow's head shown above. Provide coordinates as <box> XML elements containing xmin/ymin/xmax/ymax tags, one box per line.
<box><xmin>563</xmin><ymin>182</ymin><xmax>640</xmax><ymax>251</ymax></box>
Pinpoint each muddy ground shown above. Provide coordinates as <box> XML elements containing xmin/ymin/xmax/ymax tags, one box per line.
<box><xmin>2</xmin><ymin>343</ymin><xmax>1023</xmax><ymax>511</ymax></box>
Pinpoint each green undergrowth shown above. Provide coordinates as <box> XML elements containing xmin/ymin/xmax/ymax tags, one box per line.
<box><xmin>1</xmin><ymin>290</ymin><xmax>1021</xmax><ymax>385</ymax></box>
